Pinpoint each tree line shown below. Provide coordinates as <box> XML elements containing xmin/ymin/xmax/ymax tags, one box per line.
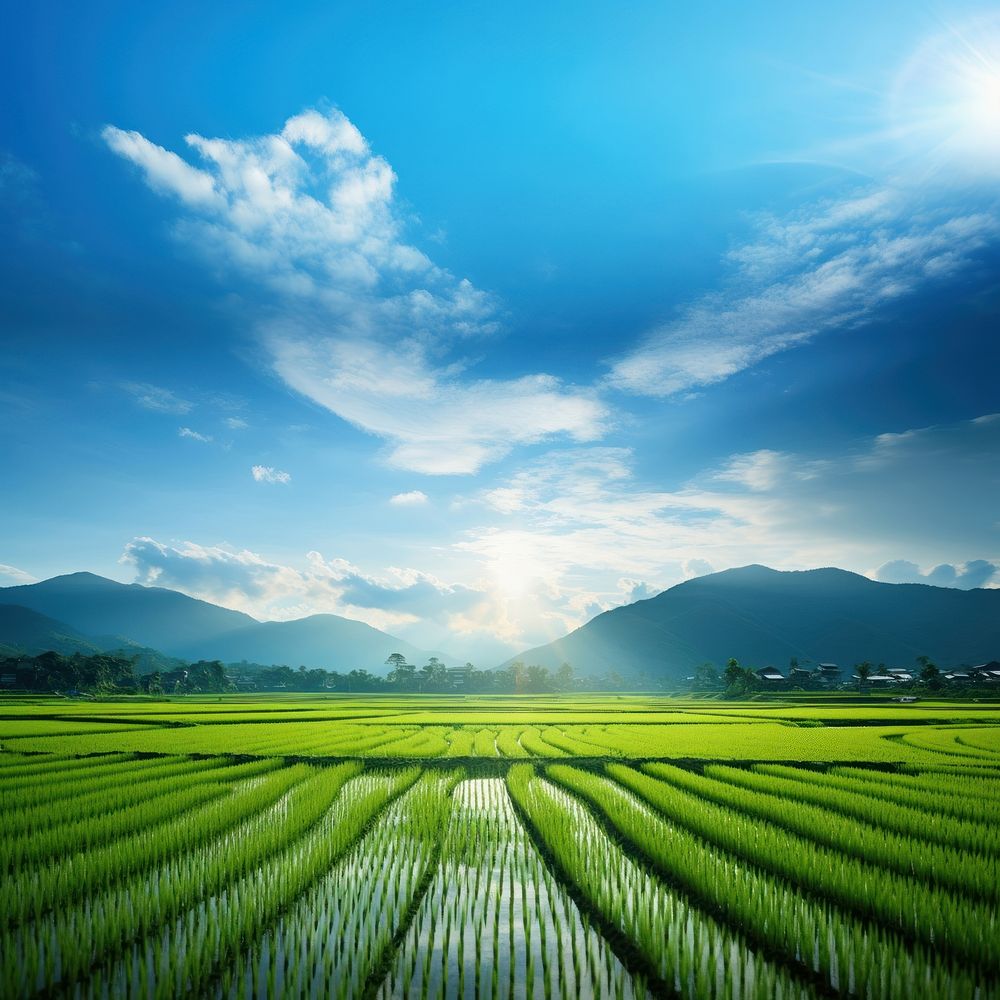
<box><xmin>0</xmin><ymin>650</ymin><xmax>639</xmax><ymax>695</ymax></box>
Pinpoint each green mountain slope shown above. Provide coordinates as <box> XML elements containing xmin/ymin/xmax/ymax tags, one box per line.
<box><xmin>507</xmin><ymin>565</ymin><xmax>1000</xmax><ymax>678</ymax></box>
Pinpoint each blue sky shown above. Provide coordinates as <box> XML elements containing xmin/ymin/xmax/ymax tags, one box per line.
<box><xmin>1</xmin><ymin>1</ymin><xmax>999</xmax><ymax>663</ymax></box>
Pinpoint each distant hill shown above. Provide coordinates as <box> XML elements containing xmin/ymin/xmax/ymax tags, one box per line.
<box><xmin>0</xmin><ymin>572</ymin><xmax>254</xmax><ymax>652</ymax></box>
<box><xmin>507</xmin><ymin>565</ymin><xmax>1000</xmax><ymax>679</ymax></box>
<box><xmin>0</xmin><ymin>572</ymin><xmax>451</xmax><ymax>673</ymax></box>
<box><xmin>0</xmin><ymin>605</ymin><xmax>105</xmax><ymax>657</ymax></box>
<box><xmin>177</xmin><ymin>614</ymin><xmax>450</xmax><ymax>672</ymax></box>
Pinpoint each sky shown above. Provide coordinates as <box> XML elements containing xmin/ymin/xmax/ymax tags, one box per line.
<box><xmin>1</xmin><ymin>1</ymin><xmax>999</xmax><ymax>664</ymax></box>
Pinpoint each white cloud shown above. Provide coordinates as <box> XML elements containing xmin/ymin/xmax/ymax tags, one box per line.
<box><xmin>457</xmin><ymin>413</ymin><xmax>1000</xmax><ymax>643</ymax></box>
<box><xmin>0</xmin><ymin>563</ymin><xmax>37</xmax><ymax>585</ymax></box>
<box><xmin>102</xmin><ymin>109</ymin><xmax>493</xmax><ymax>331</ymax></box>
<box><xmin>607</xmin><ymin>188</ymin><xmax>999</xmax><ymax>396</ymax></box>
<box><xmin>390</xmin><ymin>490</ymin><xmax>429</xmax><ymax>506</ymax></box>
<box><xmin>225</xmin><ymin>417</ymin><xmax>248</xmax><ymax>430</ymax></box>
<box><xmin>103</xmin><ymin>108</ymin><xmax>610</xmax><ymax>475</ymax></box>
<box><xmin>115</xmin><ymin>413</ymin><xmax>998</xmax><ymax>661</ymax></box>
<box><xmin>121</xmin><ymin>381</ymin><xmax>193</xmax><ymax>414</ymax></box>
<box><xmin>120</xmin><ymin>537</ymin><xmax>489</xmax><ymax>637</ymax></box>
<box><xmin>251</xmin><ymin>465</ymin><xmax>291</xmax><ymax>484</ymax></box>
<box><xmin>270</xmin><ymin>334</ymin><xmax>607</xmax><ymax>475</ymax></box>
<box><xmin>712</xmin><ymin>450</ymin><xmax>797</xmax><ymax>492</ymax></box>
<box><xmin>873</xmin><ymin>559</ymin><xmax>998</xmax><ymax>589</ymax></box>
<box><xmin>103</xmin><ymin>127</ymin><xmax>221</xmax><ymax>207</ymax></box>
<box><xmin>178</xmin><ymin>427</ymin><xmax>212</xmax><ymax>442</ymax></box>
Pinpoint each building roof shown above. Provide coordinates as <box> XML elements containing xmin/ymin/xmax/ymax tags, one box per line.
<box><xmin>755</xmin><ymin>666</ymin><xmax>784</xmax><ymax>679</ymax></box>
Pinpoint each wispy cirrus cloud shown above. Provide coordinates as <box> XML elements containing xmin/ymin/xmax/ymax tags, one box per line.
<box><xmin>269</xmin><ymin>334</ymin><xmax>605</xmax><ymax>475</ymax></box>
<box><xmin>0</xmin><ymin>563</ymin><xmax>37</xmax><ymax>585</ymax></box>
<box><xmin>103</xmin><ymin>109</ymin><xmax>609</xmax><ymax>475</ymax></box>
<box><xmin>178</xmin><ymin>426</ymin><xmax>212</xmax><ymax>443</ymax></box>
<box><xmin>251</xmin><ymin>465</ymin><xmax>291</xmax><ymax>484</ymax></box>
<box><xmin>606</xmin><ymin>188</ymin><xmax>999</xmax><ymax>396</ymax></box>
<box><xmin>120</xmin><ymin>381</ymin><xmax>193</xmax><ymax>414</ymax></box>
<box><xmin>390</xmin><ymin>490</ymin><xmax>429</xmax><ymax>506</ymax></box>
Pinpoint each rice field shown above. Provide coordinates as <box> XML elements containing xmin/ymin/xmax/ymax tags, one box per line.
<box><xmin>1</xmin><ymin>693</ymin><xmax>998</xmax><ymax>998</ymax></box>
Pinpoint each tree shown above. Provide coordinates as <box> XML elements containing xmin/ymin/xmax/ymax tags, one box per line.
<box><xmin>693</xmin><ymin>663</ymin><xmax>720</xmax><ymax>691</ymax></box>
<box><xmin>387</xmin><ymin>658</ymin><xmax>416</xmax><ymax>690</ymax></box>
<box><xmin>723</xmin><ymin>658</ymin><xmax>743</xmax><ymax>690</ymax></box>
<box><xmin>525</xmin><ymin>664</ymin><xmax>553</xmax><ymax>692</ymax></box>
<box><xmin>385</xmin><ymin>653</ymin><xmax>408</xmax><ymax>673</ymax></box>
<box><xmin>723</xmin><ymin>658</ymin><xmax>757</xmax><ymax>698</ymax></box>
<box><xmin>917</xmin><ymin>655</ymin><xmax>942</xmax><ymax>691</ymax></box>
<box><xmin>418</xmin><ymin>657</ymin><xmax>448</xmax><ymax>692</ymax></box>
<box><xmin>555</xmin><ymin>662</ymin><xmax>574</xmax><ymax>691</ymax></box>
<box><xmin>511</xmin><ymin>661</ymin><xmax>527</xmax><ymax>693</ymax></box>
<box><xmin>855</xmin><ymin>661</ymin><xmax>872</xmax><ymax>694</ymax></box>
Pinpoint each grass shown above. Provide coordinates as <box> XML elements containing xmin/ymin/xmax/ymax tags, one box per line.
<box><xmin>1</xmin><ymin>692</ymin><xmax>998</xmax><ymax>998</ymax></box>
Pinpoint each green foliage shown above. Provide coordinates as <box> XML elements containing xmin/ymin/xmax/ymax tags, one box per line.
<box><xmin>2</xmin><ymin>692</ymin><xmax>999</xmax><ymax>998</ymax></box>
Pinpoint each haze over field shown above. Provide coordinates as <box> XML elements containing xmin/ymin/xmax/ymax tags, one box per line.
<box><xmin>2</xmin><ymin>3</ymin><xmax>999</xmax><ymax>662</ymax></box>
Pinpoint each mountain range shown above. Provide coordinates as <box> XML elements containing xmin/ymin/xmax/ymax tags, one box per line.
<box><xmin>0</xmin><ymin>573</ymin><xmax>446</xmax><ymax>672</ymax></box>
<box><xmin>509</xmin><ymin>565</ymin><xmax>1000</xmax><ymax>677</ymax></box>
<box><xmin>1</xmin><ymin>566</ymin><xmax>998</xmax><ymax>678</ymax></box>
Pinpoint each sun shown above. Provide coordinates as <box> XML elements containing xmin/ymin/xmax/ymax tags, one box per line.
<box><xmin>889</xmin><ymin>17</ymin><xmax>1000</xmax><ymax>172</ymax></box>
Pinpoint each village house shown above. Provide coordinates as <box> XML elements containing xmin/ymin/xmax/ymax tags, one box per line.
<box><xmin>861</xmin><ymin>672</ymin><xmax>898</xmax><ymax>686</ymax></box>
<box><xmin>816</xmin><ymin>663</ymin><xmax>842</xmax><ymax>685</ymax></box>
<box><xmin>969</xmin><ymin>662</ymin><xmax>1000</xmax><ymax>684</ymax></box>
<box><xmin>755</xmin><ymin>665</ymin><xmax>785</xmax><ymax>683</ymax></box>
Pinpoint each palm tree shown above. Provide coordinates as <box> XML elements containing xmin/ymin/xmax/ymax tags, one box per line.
<box><xmin>856</xmin><ymin>661</ymin><xmax>872</xmax><ymax>694</ymax></box>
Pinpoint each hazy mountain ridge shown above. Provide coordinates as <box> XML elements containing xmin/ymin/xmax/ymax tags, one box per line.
<box><xmin>507</xmin><ymin>565</ymin><xmax>1000</xmax><ymax>678</ymax></box>
<box><xmin>4</xmin><ymin>566</ymin><xmax>998</xmax><ymax>680</ymax></box>
<box><xmin>0</xmin><ymin>573</ymin><xmax>451</xmax><ymax>673</ymax></box>
<box><xmin>0</xmin><ymin>604</ymin><xmax>107</xmax><ymax>657</ymax></box>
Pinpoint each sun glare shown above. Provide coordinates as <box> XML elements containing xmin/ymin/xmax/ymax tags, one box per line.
<box><xmin>890</xmin><ymin>18</ymin><xmax>1000</xmax><ymax>171</ymax></box>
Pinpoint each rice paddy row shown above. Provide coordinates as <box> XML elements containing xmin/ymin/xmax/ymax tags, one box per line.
<box><xmin>2</xmin><ymin>741</ymin><xmax>999</xmax><ymax>997</ymax></box>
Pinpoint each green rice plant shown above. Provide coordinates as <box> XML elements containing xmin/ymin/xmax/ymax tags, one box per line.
<box><xmin>1</xmin><ymin>757</ymin><xmax>280</xmax><ymax>869</ymax></box>
<box><xmin>495</xmin><ymin>727</ymin><xmax>531</xmax><ymax>758</ymax></box>
<box><xmin>472</xmin><ymin>727</ymin><xmax>499</xmax><ymax>757</ymax></box>
<box><xmin>86</xmin><ymin>767</ymin><xmax>423</xmax><ymax>999</ymax></box>
<box><xmin>546</xmin><ymin>764</ymin><xmax>994</xmax><ymax>999</ymax></box>
<box><xmin>517</xmin><ymin>727</ymin><xmax>567</xmax><ymax>757</ymax></box>
<box><xmin>641</xmin><ymin>762</ymin><xmax>999</xmax><ymax>904</ymax></box>
<box><xmin>0</xmin><ymin>762</ymin><xmax>361</xmax><ymax>995</ymax></box>
<box><xmin>366</xmin><ymin>728</ymin><xmax>451</xmax><ymax>758</ymax></box>
<box><xmin>538</xmin><ymin>726</ymin><xmax>620</xmax><ymax>756</ymax></box>
<box><xmin>898</xmin><ymin>729</ymin><xmax>1000</xmax><ymax>761</ymax></box>
<box><xmin>444</xmin><ymin>728</ymin><xmax>476</xmax><ymax>756</ymax></box>
<box><xmin>744</xmin><ymin>764</ymin><xmax>1000</xmax><ymax>856</ymax></box>
<box><xmin>1</xmin><ymin>752</ymin><xmax>222</xmax><ymax>807</ymax></box>
<box><xmin>0</xmin><ymin>761</ymin><xmax>311</xmax><ymax>929</ymax></box>
<box><xmin>222</xmin><ymin>768</ymin><xmax>460</xmax><ymax>999</ymax></box>
<box><xmin>0</xmin><ymin>751</ymin><xmax>131</xmax><ymax>778</ymax></box>
<box><xmin>380</xmin><ymin>776</ymin><xmax>645</xmax><ymax>1000</ymax></box>
<box><xmin>0</xmin><ymin>720</ymin><xmax>156</xmax><ymax>740</ymax></box>
<box><xmin>756</xmin><ymin>762</ymin><xmax>1000</xmax><ymax>824</ymax></box>
<box><xmin>0</xmin><ymin>755</ymin><xmax>238</xmax><ymax>835</ymax></box>
<box><xmin>831</xmin><ymin>765</ymin><xmax>1000</xmax><ymax>800</ymax></box>
<box><xmin>618</xmin><ymin>763</ymin><xmax>999</xmax><ymax>964</ymax></box>
<box><xmin>508</xmin><ymin>764</ymin><xmax>812</xmax><ymax>1000</ymax></box>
